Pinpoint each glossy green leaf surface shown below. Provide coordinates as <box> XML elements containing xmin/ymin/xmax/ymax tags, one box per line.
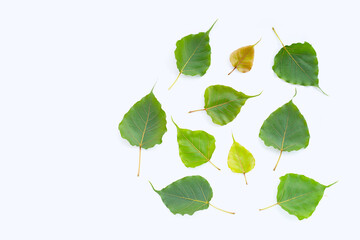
<box><xmin>189</xmin><ymin>85</ymin><xmax>260</xmax><ymax>126</ymax></box>
<box><xmin>169</xmin><ymin>20</ymin><xmax>217</xmax><ymax>90</ymax></box>
<box><xmin>260</xmin><ymin>173</ymin><xmax>336</xmax><ymax>220</ymax></box>
<box><xmin>259</xmin><ymin>97</ymin><xmax>309</xmax><ymax>170</ymax></box>
<box><xmin>150</xmin><ymin>175</ymin><xmax>234</xmax><ymax>215</ymax></box>
<box><xmin>273</xmin><ymin>42</ymin><xmax>318</xmax><ymax>86</ymax></box>
<box><xmin>272</xmin><ymin>28</ymin><xmax>325</xmax><ymax>94</ymax></box>
<box><xmin>227</xmin><ymin>135</ymin><xmax>255</xmax><ymax>184</ymax></box>
<box><xmin>172</xmin><ymin>119</ymin><xmax>219</xmax><ymax>170</ymax></box>
<box><xmin>118</xmin><ymin>88</ymin><xmax>167</xmax><ymax>176</ymax></box>
<box><xmin>150</xmin><ymin>176</ymin><xmax>212</xmax><ymax>216</ymax></box>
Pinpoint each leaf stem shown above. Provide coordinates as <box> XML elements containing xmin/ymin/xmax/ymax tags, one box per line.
<box><xmin>188</xmin><ymin>108</ymin><xmax>207</xmax><ymax>113</ymax></box>
<box><xmin>243</xmin><ymin>173</ymin><xmax>248</xmax><ymax>185</ymax></box>
<box><xmin>228</xmin><ymin>67</ymin><xmax>237</xmax><ymax>75</ymax></box>
<box><xmin>259</xmin><ymin>202</ymin><xmax>279</xmax><ymax>211</ymax></box>
<box><xmin>208</xmin><ymin>160</ymin><xmax>221</xmax><ymax>171</ymax></box>
<box><xmin>168</xmin><ymin>72</ymin><xmax>181</xmax><ymax>90</ymax></box>
<box><xmin>209</xmin><ymin>203</ymin><xmax>235</xmax><ymax>214</ymax></box>
<box><xmin>273</xmin><ymin>149</ymin><xmax>283</xmax><ymax>171</ymax></box>
<box><xmin>272</xmin><ymin>27</ymin><xmax>285</xmax><ymax>48</ymax></box>
<box><xmin>137</xmin><ymin>146</ymin><xmax>142</xmax><ymax>177</ymax></box>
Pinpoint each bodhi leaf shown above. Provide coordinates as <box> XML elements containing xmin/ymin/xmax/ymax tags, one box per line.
<box><xmin>172</xmin><ymin>118</ymin><xmax>220</xmax><ymax>170</ymax></box>
<box><xmin>260</xmin><ymin>173</ymin><xmax>337</xmax><ymax>220</ymax></box>
<box><xmin>228</xmin><ymin>39</ymin><xmax>261</xmax><ymax>75</ymax></box>
<box><xmin>227</xmin><ymin>134</ymin><xmax>255</xmax><ymax>185</ymax></box>
<box><xmin>259</xmin><ymin>90</ymin><xmax>309</xmax><ymax>171</ymax></box>
<box><xmin>189</xmin><ymin>85</ymin><xmax>261</xmax><ymax>126</ymax></box>
<box><xmin>272</xmin><ymin>28</ymin><xmax>327</xmax><ymax>95</ymax></box>
<box><xmin>118</xmin><ymin>87</ymin><xmax>167</xmax><ymax>176</ymax></box>
<box><xmin>150</xmin><ymin>175</ymin><xmax>235</xmax><ymax>215</ymax></box>
<box><xmin>169</xmin><ymin>20</ymin><xmax>217</xmax><ymax>90</ymax></box>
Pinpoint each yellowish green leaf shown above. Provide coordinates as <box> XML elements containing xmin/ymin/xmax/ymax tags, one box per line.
<box><xmin>228</xmin><ymin>39</ymin><xmax>261</xmax><ymax>75</ymax></box>
<box><xmin>227</xmin><ymin>134</ymin><xmax>255</xmax><ymax>185</ymax></box>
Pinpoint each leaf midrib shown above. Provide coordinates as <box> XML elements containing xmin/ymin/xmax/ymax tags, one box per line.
<box><xmin>281</xmin><ymin>45</ymin><xmax>315</xmax><ymax>83</ymax></box>
<box><xmin>280</xmin><ymin>113</ymin><xmax>290</xmax><ymax>151</ymax></box>
<box><xmin>180</xmin><ymin>33</ymin><xmax>208</xmax><ymax>74</ymax></box>
<box><xmin>160</xmin><ymin>191</ymin><xmax>209</xmax><ymax>204</ymax></box>
<box><xmin>139</xmin><ymin>102</ymin><xmax>152</xmax><ymax>147</ymax></box>
<box><xmin>278</xmin><ymin>190</ymin><xmax>319</xmax><ymax>206</ymax></box>
<box><xmin>233</xmin><ymin>47</ymin><xmax>252</xmax><ymax>69</ymax></box>
<box><xmin>180</xmin><ymin>131</ymin><xmax>210</xmax><ymax>161</ymax></box>
<box><xmin>206</xmin><ymin>97</ymin><xmax>245</xmax><ymax>112</ymax></box>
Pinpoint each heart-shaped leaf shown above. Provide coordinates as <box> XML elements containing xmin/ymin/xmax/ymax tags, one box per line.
<box><xmin>227</xmin><ymin>134</ymin><xmax>255</xmax><ymax>185</ymax></box>
<box><xmin>150</xmin><ymin>175</ymin><xmax>235</xmax><ymax>215</ymax></box>
<box><xmin>260</xmin><ymin>173</ymin><xmax>336</xmax><ymax>220</ymax></box>
<box><xmin>169</xmin><ymin>20</ymin><xmax>217</xmax><ymax>90</ymax></box>
<box><xmin>172</xmin><ymin>118</ymin><xmax>220</xmax><ymax>170</ymax></box>
<box><xmin>189</xmin><ymin>85</ymin><xmax>261</xmax><ymax>126</ymax></box>
<box><xmin>118</xmin><ymin>88</ymin><xmax>167</xmax><ymax>176</ymax></box>
<box><xmin>228</xmin><ymin>39</ymin><xmax>261</xmax><ymax>75</ymax></box>
<box><xmin>272</xmin><ymin>28</ymin><xmax>326</xmax><ymax>95</ymax></box>
<box><xmin>259</xmin><ymin>91</ymin><xmax>310</xmax><ymax>171</ymax></box>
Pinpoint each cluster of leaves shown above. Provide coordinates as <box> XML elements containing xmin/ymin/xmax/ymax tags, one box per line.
<box><xmin>118</xmin><ymin>21</ymin><xmax>335</xmax><ymax>220</ymax></box>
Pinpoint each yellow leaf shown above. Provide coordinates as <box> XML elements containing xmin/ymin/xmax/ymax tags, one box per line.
<box><xmin>228</xmin><ymin>39</ymin><xmax>261</xmax><ymax>75</ymax></box>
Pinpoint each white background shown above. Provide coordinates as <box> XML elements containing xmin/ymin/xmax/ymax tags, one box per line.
<box><xmin>1</xmin><ymin>0</ymin><xmax>359</xmax><ymax>239</ymax></box>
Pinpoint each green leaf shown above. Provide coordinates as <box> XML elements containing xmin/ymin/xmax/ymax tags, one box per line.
<box><xmin>169</xmin><ymin>20</ymin><xmax>217</xmax><ymax>90</ymax></box>
<box><xmin>172</xmin><ymin>118</ymin><xmax>220</xmax><ymax>170</ymax></box>
<box><xmin>227</xmin><ymin>134</ymin><xmax>255</xmax><ymax>185</ymax></box>
<box><xmin>272</xmin><ymin>28</ymin><xmax>326</xmax><ymax>95</ymax></box>
<box><xmin>259</xmin><ymin>92</ymin><xmax>310</xmax><ymax>171</ymax></box>
<box><xmin>189</xmin><ymin>85</ymin><xmax>261</xmax><ymax>126</ymax></box>
<box><xmin>260</xmin><ymin>173</ymin><xmax>336</xmax><ymax>220</ymax></box>
<box><xmin>118</xmin><ymin>88</ymin><xmax>167</xmax><ymax>176</ymax></box>
<box><xmin>228</xmin><ymin>39</ymin><xmax>261</xmax><ymax>75</ymax></box>
<box><xmin>150</xmin><ymin>175</ymin><xmax>235</xmax><ymax>215</ymax></box>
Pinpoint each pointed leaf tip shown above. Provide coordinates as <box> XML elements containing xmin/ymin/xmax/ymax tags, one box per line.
<box><xmin>171</xmin><ymin>117</ymin><xmax>179</xmax><ymax>128</ymax></box>
<box><xmin>250</xmin><ymin>91</ymin><xmax>263</xmax><ymax>98</ymax></box>
<box><xmin>149</xmin><ymin>181</ymin><xmax>158</xmax><ymax>192</ymax></box>
<box><xmin>326</xmin><ymin>181</ymin><xmax>338</xmax><ymax>188</ymax></box>
<box><xmin>293</xmin><ymin>88</ymin><xmax>298</xmax><ymax>99</ymax></box>
<box><xmin>207</xmin><ymin>19</ymin><xmax>218</xmax><ymax>33</ymax></box>
<box><xmin>151</xmin><ymin>82</ymin><xmax>157</xmax><ymax>93</ymax></box>
<box><xmin>253</xmin><ymin>38</ymin><xmax>262</xmax><ymax>46</ymax></box>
